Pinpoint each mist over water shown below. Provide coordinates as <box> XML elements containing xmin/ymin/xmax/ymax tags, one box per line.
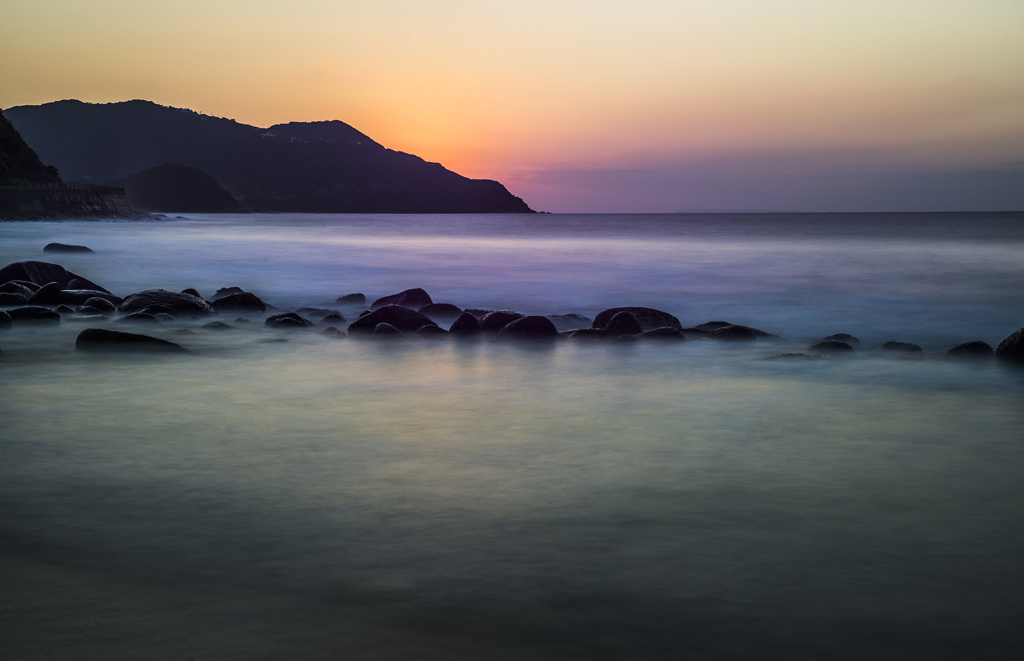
<box><xmin>2</xmin><ymin>213</ymin><xmax>1023</xmax><ymax>659</ymax></box>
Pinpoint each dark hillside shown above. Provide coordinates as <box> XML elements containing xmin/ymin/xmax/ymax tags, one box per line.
<box><xmin>0</xmin><ymin>110</ymin><xmax>61</xmax><ymax>184</ymax></box>
<box><xmin>108</xmin><ymin>163</ymin><xmax>245</xmax><ymax>213</ymax></box>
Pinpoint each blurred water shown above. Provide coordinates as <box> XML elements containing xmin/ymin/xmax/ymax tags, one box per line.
<box><xmin>1</xmin><ymin>213</ymin><xmax>1023</xmax><ymax>659</ymax></box>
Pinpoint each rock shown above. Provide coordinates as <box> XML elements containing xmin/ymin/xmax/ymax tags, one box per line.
<box><xmin>946</xmin><ymin>341</ymin><xmax>994</xmax><ymax>359</ymax></box>
<box><xmin>6</xmin><ymin>306</ymin><xmax>60</xmax><ymax>324</ymax></box>
<box><xmin>643</xmin><ymin>327</ymin><xmax>686</xmax><ymax>340</ymax></box>
<box><xmin>76</xmin><ymin>305</ymin><xmax>104</xmax><ymax>316</ymax></box>
<box><xmin>138</xmin><ymin>305</ymin><xmax>177</xmax><ymax>317</ymax></box>
<box><xmin>568</xmin><ymin>328</ymin><xmax>607</xmax><ymax>340</ymax></box>
<box><xmin>605</xmin><ymin>311</ymin><xmax>644</xmax><ymax>336</ymax></box>
<box><xmin>372</xmin><ymin>322</ymin><xmax>404</xmax><ymax>336</ymax></box>
<box><xmin>699</xmin><ymin>321</ymin><xmax>777</xmax><ymax>338</ymax></box>
<box><xmin>235</xmin><ymin>317</ymin><xmax>252</xmax><ymax>324</ymax></box>
<box><xmin>497</xmin><ymin>315</ymin><xmax>559</xmax><ymax>337</ymax></box>
<box><xmin>297</xmin><ymin>307</ymin><xmax>340</xmax><ymax>318</ymax></box>
<box><xmin>449</xmin><ymin>312</ymin><xmax>482</xmax><ymax>335</ymax></box>
<box><xmin>265</xmin><ymin>312</ymin><xmax>315</xmax><ymax>329</ymax></box>
<box><xmin>75</xmin><ymin>327</ymin><xmax>187</xmax><ymax>353</ymax></box>
<box><xmin>593</xmin><ymin>307</ymin><xmax>682</xmax><ymax>332</ymax></box>
<box><xmin>415</xmin><ymin>324</ymin><xmax>449</xmax><ymax>336</ymax></box>
<box><xmin>768</xmin><ymin>353</ymin><xmax>821</xmax><ymax>360</ymax></box>
<box><xmin>808</xmin><ymin>341</ymin><xmax>855</xmax><ymax>352</ymax></box>
<box><xmin>0</xmin><ymin>292</ymin><xmax>28</xmax><ymax>306</ymax></box>
<box><xmin>44</xmin><ymin>243</ymin><xmax>93</xmax><ymax>253</ymax></box>
<box><xmin>547</xmin><ymin>313</ymin><xmax>592</xmax><ymax>332</ymax></box>
<box><xmin>203</xmin><ymin>321</ymin><xmax>235</xmax><ymax>330</ymax></box>
<box><xmin>995</xmin><ymin>328</ymin><xmax>1024</xmax><ymax>363</ymax></box>
<box><xmin>322</xmin><ymin>327</ymin><xmax>347</xmax><ymax>338</ymax></box>
<box><xmin>27</xmin><ymin>282</ymin><xmax>63</xmax><ymax>305</ymax></box>
<box><xmin>371</xmin><ymin>288</ymin><xmax>433</xmax><ymax>310</ymax></box>
<box><xmin>481</xmin><ymin>310</ymin><xmax>524</xmax><ymax>332</ymax></box>
<box><xmin>882</xmin><ymin>341</ymin><xmax>922</xmax><ymax>353</ymax></box>
<box><xmin>357</xmin><ymin>309</ymin><xmax>372</xmax><ymax>318</ymax></box>
<box><xmin>6</xmin><ymin>280</ymin><xmax>41</xmax><ymax>292</ymax></box>
<box><xmin>117</xmin><ymin>312</ymin><xmax>160</xmax><ymax>324</ymax></box>
<box><xmin>418</xmin><ymin>303</ymin><xmax>463</xmax><ymax>319</ymax></box>
<box><xmin>706</xmin><ymin>325</ymin><xmax>757</xmax><ymax>341</ymax></box>
<box><xmin>120</xmin><ymin>289</ymin><xmax>216</xmax><ymax>315</ymax></box>
<box><xmin>211</xmin><ymin>292</ymin><xmax>267</xmax><ymax>313</ymax></box>
<box><xmin>56</xmin><ymin>290</ymin><xmax>121</xmax><ymax>306</ymax></box>
<box><xmin>153</xmin><ymin>313</ymin><xmax>176</xmax><ymax>322</ymax></box>
<box><xmin>321</xmin><ymin>313</ymin><xmax>347</xmax><ymax>325</ymax></box>
<box><xmin>213</xmin><ymin>286</ymin><xmax>245</xmax><ymax>300</ymax></box>
<box><xmin>0</xmin><ymin>282</ymin><xmax>34</xmax><ymax>297</ymax></box>
<box><xmin>336</xmin><ymin>293</ymin><xmax>366</xmax><ymax>304</ymax></box>
<box><xmin>66</xmin><ymin>279</ymin><xmax>83</xmax><ymax>289</ymax></box>
<box><xmin>347</xmin><ymin>305</ymin><xmax>438</xmax><ymax>334</ymax></box>
<box><xmin>464</xmin><ymin>309</ymin><xmax>491</xmax><ymax>319</ymax></box>
<box><xmin>0</xmin><ymin>261</ymin><xmax>109</xmax><ymax>293</ymax></box>
<box><xmin>68</xmin><ymin>314</ymin><xmax>109</xmax><ymax>322</ymax></box>
<box><xmin>55</xmin><ymin>304</ymin><xmax>75</xmax><ymax>315</ymax></box>
<box><xmin>0</xmin><ymin>310</ymin><xmax>10</xmax><ymax>328</ymax></box>
<box><xmin>181</xmin><ymin>288</ymin><xmax>206</xmax><ymax>301</ymax></box>
<box><xmin>694</xmin><ymin>321</ymin><xmax>732</xmax><ymax>332</ymax></box>
<box><xmin>83</xmin><ymin>297</ymin><xmax>116</xmax><ymax>313</ymax></box>
<box><xmin>824</xmin><ymin>333</ymin><xmax>860</xmax><ymax>345</ymax></box>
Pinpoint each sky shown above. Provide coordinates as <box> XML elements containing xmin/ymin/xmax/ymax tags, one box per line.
<box><xmin>2</xmin><ymin>0</ymin><xmax>1023</xmax><ymax>212</ymax></box>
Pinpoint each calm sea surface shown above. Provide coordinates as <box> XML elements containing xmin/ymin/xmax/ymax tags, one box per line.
<box><xmin>1</xmin><ymin>212</ymin><xmax>1023</xmax><ymax>659</ymax></box>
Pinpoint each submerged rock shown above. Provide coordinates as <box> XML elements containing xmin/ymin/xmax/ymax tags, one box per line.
<box><xmin>372</xmin><ymin>322</ymin><xmax>404</xmax><ymax>336</ymax></box>
<box><xmin>0</xmin><ymin>261</ymin><xmax>109</xmax><ymax>293</ymax></box>
<box><xmin>75</xmin><ymin>327</ymin><xmax>186</xmax><ymax>353</ymax></box>
<box><xmin>322</xmin><ymin>327</ymin><xmax>347</xmax><ymax>338</ymax></box>
<box><xmin>348</xmin><ymin>305</ymin><xmax>437</xmax><ymax>334</ymax></box>
<box><xmin>321</xmin><ymin>313</ymin><xmax>347</xmax><ymax>325</ymax></box>
<box><xmin>769</xmin><ymin>353</ymin><xmax>821</xmax><ymax>360</ymax></box>
<box><xmin>706</xmin><ymin>325</ymin><xmax>757</xmax><ymax>341</ymax></box>
<box><xmin>138</xmin><ymin>305</ymin><xmax>177</xmax><ymax>317</ymax></box>
<box><xmin>371</xmin><ymin>288</ymin><xmax>433</xmax><ymax>310</ymax></box>
<box><xmin>605</xmin><ymin>311</ymin><xmax>644</xmax><ymax>336</ymax></box>
<box><xmin>117</xmin><ymin>312</ymin><xmax>160</xmax><ymax>324</ymax></box>
<box><xmin>481</xmin><ymin>310</ymin><xmax>524</xmax><ymax>332</ymax></box>
<box><xmin>824</xmin><ymin>333</ymin><xmax>860</xmax><ymax>345</ymax></box>
<box><xmin>121</xmin><ymin>289</ymin><xmax>216</xmax><ymax>315</ymax></box>
<box><xmin>568</xmin><ymin>328</ymin><xmax>607</xmax><ymax>340</ymax></box>
<box><xmin>55</xmin><ymin>304</ymin><xmax>75</xmax><ymax>315</ymax></box>
<box><xmin>808</xmin><ymin>341</ymin><xmax>855</xmax><ymax>353</ymax></box>
<box><xmin>213</xmin><ymin>286</ymin><xmax>244</xmax><ymax>300</ymax></box>
<box><xmin>415</xmin><ymin>324</ymin><xmax>449</xmax><ymax>336</ymax></box>
<box><xmin>547</xmin><ymin>313</ymin><xmax>592</xmax><ymax>332</ymax></box>
<box><xmin>594</xmin><ymin>307</ymin><xmax>681</xmax><ymax>332</ymax></box>
<box><xmin>265</xmin><ymin>312</ymin><xmax>315</xmax><ymax>329</ymax></box>
<box><xmin>336</xmin><ymin>293</ymin><xmax>366</xmax><ymax>304</ymax></box>
<box><xmin>995</xmin><ymin>328</ymin><xmax>1024</xmax><ymax>363</ymax></box>
<box><xmin>449</xmin><ymin>312</ymin><xmax>482</xmax><ymax>336</ymax></box>
<box><xmin>946</xmin><ymin>341</ymin><xmax>994</xmax><ymax>359</ymax></box>
<box><xmin>68</xmin><ymin>314</ymin><xmax>109</xmax><ymax>322</ymax></box>
<box><xmin>75</xmin><ymin>305</ymin><xmax>104</xmax><ymax>316</ymax></box>
<box><xmin>44</xmin><ymin>243</ymin><xmax>93</xmax><ymax>253</ymax></box>
<box><xmin>181</xmin><ymin>288</ymin><xmax>206</xmax><ymax>301</ymax></box>
<box><xmin>418</xmin><ymin>303</ymin><xmax>463</xmax><ymax>319</ymax></box>
<box><xmin>211</xmin><ymin>292</ymin><xmax>267</xmax><ymax>313</ymax></box>
<box><xmin>297</xmin><ymin>307</ymin><xmax>340</xmax><ymax>318</ymax></box>
<box><xmin>83</xmin><ymin>297</ymin><xmax>116</xmax><ymax>313</ymax></box>
<box><xmin>203</xmin><ymin>321</ymin><xmax>235</xmax><ymax>331</ymax></box>
<box><xmin>882</xmin><ymin>341</ymin><xmax>922</xmax><ymax>353</ymax></box>
<box><xmin>643</xmin><ymin>327</ymin><xmax>686</xmax><ymax>340</ymax></box>
<box><xmin>497</xmin><ymin>315</ymin><xmax>559</xmax><ymax>337</ymax></box>
<box><xmin>235</xmin><ymin>317</ymin><xmax>252</xmax><ymax>324</ymax></box>
<box><xmin>7</xmin><ymin>306</ymin><xmax>60</xmax><ymax>324</ymax></box>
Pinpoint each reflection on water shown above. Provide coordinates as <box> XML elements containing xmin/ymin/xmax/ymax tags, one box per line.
<box><xmin>1</xmin><ymin>213</ymin><xmax>1023</xmax><ymax>658</ymax></box>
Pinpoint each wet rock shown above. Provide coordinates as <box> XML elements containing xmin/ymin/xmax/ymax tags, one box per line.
<box><xmin>44</xmin><ymin>243</ymin><xmax>93</xmax><ymax>253</ymax></box>
<box><xmin>700</xmin><ymin>321</ymin><xmax>777</xmax><ymax>338</ymax></box>
<box><xmin>121</xmin><ymin>290</ymin><xmax>216</xmax><ymax>315</ymax></box>
<box><xmin>418</xmin><ymin>303</ymin><xmax>463</xmax><ymax>319</ymax></box>
<box><xmin>117</xmin><ymin>312</ymin><xmax>160</xmax><ymax>324</ymax></box>
<box><xmin>643</xmin><ymin>327</ymin><xmax>686</xmax><ymax>340</ymax></box>
<box><xmin>265</xmin><ymin>312</ymin><xmax>315</xmax><ymax>329</ymax></box>
<box><xmin>348</xmin><ymin>305</ymin><xmax>437</xmax><ymax>334</ymax></box>
<box><xmin>498</xmin><ymin>315</ymin><xmax>559</xmax><ymax>337</ymax></box>
<box><xmin>0</xmin><ymin>310</ymin><xmax>10</xmax><ymax>327</ymax></box>
<box><xmin>322</xmin><ymin>313</ymin><xmax>347</xmax><ymax>325</ymax></box>
<box><xmin>213</xmin><ymin>287</ymin><xmax>244</xmax><ymax>300</ymax></box>
<box><xmin>138</xmin><ymin>305</ymin><xmax>177</xmax><ymax>317</ymax></box>
<box><xmin>882</xmin><ymin>341</ymin><xmax>922</xmax><ymax>353</ymax></box>
<box><xmin>52</xmin><ymin>289</ymin><xmax>122</xmax><ymax>306</ymax></box>
<box><xmin>358</xmin><ymin>309</ymin><xmax>372</xmax><ymax>318</ymax></box>
<box><xmin>5</xmin><ymin>280</ymin><xmax>41</xmax><ymax>292</ymax></box>
<box><xmin>449</xmin><ymin>312</ymin><xmax>482</xmax><ymax>336</ymax></box>
<box><xmin>235</xmin><ymin>317</ymin><xmax>252</xmax><ymax>324</ymax></box>
<box><xmin>694</xmin><ymin>321</ymin><xmax>733</xmax><ymax>332</ymax></box>
<box><xmin>605</xmin><ymin>311</ymin><xmax>644</xmax><ymax>336</ymax></box>
<box><xmin>995</xmin><ymin>328</ymin><xmax>1024</xmax><ymax>363</ymax></box>
<box><xmin>211</xmin><ymin>292</ymin><xmax>267</xmax><ymax>313</ymax></box>
<box><xmin>371</xmin><ymin>288</ymin><xmax>433</xmax><ymax>310</ymax></box>
<box><xmin>75</xmin><ymin>305</ymin><xmax>104</xmax><ymax>316</ymax></box>
<box><xmin>0</xmin><ymin>261</ymin><xmax>109</xmax><ymax>293</ymax></box>
<box><xmin>481</xmin><ymin>310</ymin><xmax>524</xmax><ymax>332</ymax></box>
<box><xmin>0</xmin><ymin>282</ymin><xmax>34</xmax><ymax>297</ymax></box>
<box><xmin>7</xmin><ymin>306</ymin><xmax>60</xmax><ymax>324</ymax></box>
<box><xmin>181</xmin><ymin>288</ymin><xmax>206</xmax><ymax>301</ymax></box>
<box><xmin>568</xmin><ymin>328</ymin><xmax>607</xmax><ymax>340</ymax></box>
<box><xmin>336</xmin><ymin>293</ymin><xmax>366</xmax><ymax>304</ymax></box>
<box><xmin>203</xmin><ymin>321</ymin><xmax>235</xmax><ymax>330</ymax></box>
<box><xmin>808</xmin><ymin>341</ymin><xmax>855</xmax><ymax>352</ymax></box>
<box><xmin>824</xmin><ymin>333</ymin><xmax>860</xmax><ymax>345</ymax></box>
<box><xmin>55</xmin><ymin>304</ymin><xmax>75</xmax><ymax>315</ymax></box>
<box><xmin>706</xmin><ymin>325</ymin><xmax>757</xmax><ymax>341</ymax></box>
<box><xmin>322</xmin><ymin>327</ymin><xmax>347</xmax><ymax>338</ymax></box>
<box><xmin>297</xmin><ymin>307</ymin><xmax>340</xmax><ymax>318</ymax></box>
<box><xmin>0</xmin><ymin>292</ymin><xmax>28</xmax><ymax>306</ymax></box>
<box><xmin>946</xmin><ymin>341</ymin><xmax>994</xmax><ymax>359</ymax></box>
<box><xmin>372</xmin><ymin>322</ymin><xmax>404</xmax><ymax>336</ymax></box>
<box><xmin>464</xmin><ymin>309</ymin><xmax>491</xmax><ymax>319</ymax></box>
<box><xmin>75</xmin><ymin>327</ymin><xmax>187</xmax><ymax>353</ymax></box>
<box><xmin>66</xmin><ymin>279</ymin><xmax>83</xmax><ymax>289</ymax></box>
<box><xmin>153</xmin><ymin>313</ymin><xmax>176</xmax><ymax>322</ymax></box>
<box><xmin>415</xmin><ymin>324</ymin><xmax>449</xmax><ymax>336</ymax></box>
<box><xmin>593</xmin><ymin>307</ymin><xmax>682</xmax><ymax>332</ymax></box>
<box><xmin>27</xmin><ymin>282</ymin><xmax>63</xmax><ymax>305</ymax></box>
<box><xmin>547</xmin><ymin>313</ymin><xmax>592</xmax><ymax>332</ymax></box>
<box><xmin>83</xmin><ymin>297</ymin><xmax>116</xmax><ymax>313</ymax></box>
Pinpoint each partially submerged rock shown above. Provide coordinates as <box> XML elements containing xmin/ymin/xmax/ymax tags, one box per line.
<box><xmin>547</xmin><ymin>313</ymin><xmax>592</xmax><ymax>332</ymax></box>
<box><xmin>605</xmin><ymin>311</ymin><xmax>643</xmax><ymax>336</ymax></box>
<box><xmin>371</xmin><ymin>288</ymin><xmax>432</xmax><ymax>310</ymax></box>
<box><xmin>213</xmin><ymin>286</ymin><xmax>245</xmax><ymax>300</ymax></box>
<box><xmin>415</xmin><ymin>324</ymin><xmax>449</xmax><ymax>336</ymax></box>
<box><xmin>181</xmin><ymin>288</ymin><xmax>206</xmax><ymax>301</ymax></box>
<box><xmin>336</xmin><ymin>293</ymin><xmax>366</xmax><ymax>304</ymax></box>
<box><xmin>643</xmin><ymin>327</ymin><xmax>685</xmax><ymax>340</ymax></box>
<box><xmin>348</xmin><ymin>305</ymin><xmax>437</xmax><ymax>334</ymax></box>
<box><xmin>121</xmin><ymin>289</ymin><xmax>216</xmax><ymax>315</ymax></box>
<box><xmin>265</xmin><ymin>312</ymin><xmax>315</xmax><ymax>329</ymax></box>
<box><xmin>203</xmin><ymin>321</ymin><xmax>235</xmax><ymax>331</ymax></box>
<box><xmin>6</xmin><ymin>306</ymin><xmax>60</xmax><ymax>324</ymax></box>
<box><xmin>372</xmin><ymin>322</ymin><xmax>404</xmax><ymax>336</ymax></box>
<box><xmin>418</xmin><ymin>303</ymin><xmax>463</xmax><ymax>319</ymax></box>
<box><xmin>594</xmin><ymin>307</ymin><xmax>681</xmax><ymax>332</ymax></box>
<box><xmin>995</xmin><ymin>328</ymin><xmax>1024</xmax><ymax>363</ymax></box>
<box><xmin>706</xmin><ymin>325</ymin><xmax>757</xmax><ymax>341</ymax></box>
<box><xmin>211</xmin><ymin>292</ymin><xmax>267</xmax><ymax>313</ymax></box>
<box><xmin>44</xmin><ymin>243</ymin><xmax>93</xmax><ymax>253</ymax></box>
<box><xmin>0</xmin><ymin>310</ymin><xmax>10</xmax><ymax>328</ymax></box>
<box><xmin>75</xmin><ymin>327</ymin><xmax>187</xmax><ymax>353</ymax></box>
<box><xmin>480</xmin><ymin>310</ymin><xmax>524</xmax><ymax>332</ymax></box>
<box><xmin>946</xmin><ymin>341</ymin><xmax>994</xmax><ymax>359</ymax></box>
<box><xmin>297</xmin><ymin>307</ymin><xmax>340</xmax><ymax>318</ymax></box>
<box><xmin>449</xmin><ymin>312</ymin><xmax>482</xmax><ymax>336</ymax></box>
<box><xmin>497</xmin><ymin>315</ymin><xmax>559</xmax><ymax>337</ymax></box>
<box><xmin>0</xmin><ymin>292</ymin><xmax>27</xmax><ymax>306</ymax></box>
<box><xmin>117</xmin><ymin>312</ymin><xmax>160</xmax><ymax>324</ymax></box>
<box><xmin>83</xmin><ymin>297</ymin><xmax>116</xmax><ymax>313</ymax></box>
<box><xmin>322</xmin><ymin>327</ymin><xmax>347</xmax><ymax>338</ymax></box>
<box><xmin>808</xmin><ymin>341</ymin><xmax>855</xmax><ymax>353</ymax></box>
<box><xmin>322</xmin><ymin>313</ymin><xmax>347</xmax><ymax>325</ymax></box>
<box><xmin>769</xmin><ymin>353</ymin><xmax>821</xmax><ymax>360</ymax></box>
<box><xmin>824</xmin><ymin>333</ymin><xmax>860</xmax><ymax>345</ymax></box>
<box><xmin>0</xmin><ymin>261</ymin><xmax>110</xmax><ymax>293</ymax></box>
<box><xmin>568</xmin><ymin>328</ymin><xmax>607</xmax><ymax>340</ymax></box>
<box><xmin>882</xmin><ymin>341</ymin><xmax>922</xmax><ymax>353</ymax></box>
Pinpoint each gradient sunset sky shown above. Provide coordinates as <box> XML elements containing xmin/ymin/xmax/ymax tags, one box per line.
<box><xmin>3</xmin><ymin>0</ymin><xmax>1023</xmax><ymax>212</ymax></box>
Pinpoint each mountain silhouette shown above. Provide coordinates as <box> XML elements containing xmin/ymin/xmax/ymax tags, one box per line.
<box><xmin>4</xmin><ymin>100</ymin><xmax>534</xmax><ymax>213</ymax></box>
<box><xmin>108</xmin><ymin>163</ymin><xmax>245</xmax><ymax>213</ymax></box>
<box><xmin>0</xmin><ymin>110</ymin><xmax>61</xmax><ymax>185</ymax></box>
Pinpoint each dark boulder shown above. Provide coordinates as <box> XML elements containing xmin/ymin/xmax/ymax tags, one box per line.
<box><xmin>7</xmin><ymin>306</ymin><xmax>60</xmax><ymax>324</ymax></box>
<box><xmin>27</xmin><ymin>282</ymin><xmax>63</xmax><ymax>305</ymax></box>
<box><xmin>0</xmin><ymin>282</ymin><xmax>34</xmax><ymax>297</ymax></box>
<box><xmin>56</xmin><ymin>304</ymin><xmax>75</xmax><ymax>315</ymax></box>
<box><xmin>322</xmin><ymin>313</ymin><xmax>347</xmax><ymax>325</ymax></box>
<box><xmin>824</xmin><ymin>333</ymin><xmax>860</xmax><ymax>345</ymax></box>
<box><xmin>203</xmin><ymin>321</ymin><xmax>235</xmax><ymax>331</ymax></box>
<box><xmin>181</xmin><ymin>288</ymin><xmax>206</xmax><ymax>301</ymax></box>
<box><xmin>449</xmin><ymin>312</ymin><xmax>482</xmax><ymax>336</ymax></box>
<box><xmin>117</xmin><ymin>312</ymin><xmax>160</xmax><ymax>324</ymax></box>
<box><xmin>297</xmin><ymin>307</ymin><xmax>340</xmax><ymax>318</ymax></box>
<box><xmin>694</xmin><ymin>321</ymin><xmax>733</xmax><ymax>332</ymax></box>
<box><xmin>83</xmin><ymin>297</ymin><xmax>116</xmax><ymax>313</ymax></box>
<box><xmin>66</xmin><ymin>279</ymin><xmax>83</xmax><ymax>289</ymax></box>
<box><xmin>265</xmin><ymin>312</ymin><xmax>315</xmax><ymax>329</ymax></box>
<box><xmin>605</xmin><ymin>311</ymin><xmax>644</xmax><ymax>336</ymax></box>
<box><xmin>57</xmin><ymin>290</ymin><xmax>121</xmax><ymax>305</ymax></box>
<box><xmin>6</xmin><ymin>280</ymin><xmax>41</xmax><ymax>292</ymax></box>
<box><xmin>699</xmin><ymin>321</ymin><xmax>777</xmax><ymax>338</ymax></box>
<box><xmin>568</xmin><ymin>328</ymin><xmax>608</xmax><ymax>340</ymax></box>
<box><xmin>211</xmin><ymin>292</ymin><xmax>267</xmax><ymax>313</ymax></box>
<box><xmin>946</xmin><ymin>341</ymin><xmax>994</xmax><ymax>359</ymax></box>
<box><xmin>498</xmin><ymin>315</ymin><xmax>559</xmax><ymax>337</ymax></box>
<box><xmin>138</xmin><ymin>305</ymin><xmax>177</xmax><ymax>317</ymax></box>
<box><xmin>419</xmin><ymin>303</ymin><xmax>463</xmax><ymax>319</ymax></box>
<box><xmin>235</xmin><ymin>317</ymin><xmax>252</xmax><ymax>324</ymax></box>
<box><xmin>75</xmin><ymin>327</ymin><xmax>186</xmax><ymax>353</ymax></box>
<box><xmin>348</xmin><ymin>305</ymin><xmax>437</xmax><ymax>334</ymax></box>
<box><xmin>706</xmin><ymin>325</ymin><xmax>757</xmax><ymax>341</ymax></box>
<box><xmin>464</xmin><ymin>309</ymin><xmax>491</xmax><ymax>319</ymax></box>
<box><xmin>371</xmin><ymin>288</ymin><xmax>433</xmax><ymax>310</ymax></box>
<box><xmin>0</xmin><ymin>261</ymin><xmax>109</xmax><ymax>293</ymax></box>
<box><xmin>0</xmin><ymin>292</ymin><xmax>27</xmax><ymax>306</ymax></box>
<box><xmin>213</xmin><ymin>286</ymin><xmax>245</xmax><ymax>300</ymax></box>
<box><xmin>612</xmin><ymin>333</ymin><xmax>641</xmax><ymax>342</ymax></box>
<box><xmin>995</xmin><ymin>328</ymin><xmax>1024</xmax><ymax>363</ymax></box>
<box><xmin>808</xmin><ymin>341</ymin><xmax>855</xmax><ymax>353</ymax></box>
<box><xmin>643</xmin><ymin>327</ymin><xmax>685</xmax><ymax>340</ymax></box>
<box><xmin>76</xmin><ymin>305</ymin><xmax>104</xmax><ymax>316</ymax></box>
<box><xmin>336</xmin><ymin>293</ymin><xmax>366</xmax><ymax>304</ymax></box>
<box><xmin>322</xmin><ymin>327</ymin><xmax>347</xmax><ymax>338</ymax></box>
<box><xmin>593</xmin><ymin>307</ymin><xmax>682</xmax><ymax>332</ymax></box>
<box><xmin>121</xmin><ymin>289</ymin><xmax>216</xmax><ymax>315</ymax></box>
<box><xmin>373</xmin><ymin>322</ymin><xmax>404</xmax><ymax>336</ymax></box>
<box><xmin>0</xmin><ymin>310</ymin><xmax>10</xmax><ymax>328</ymax></box>
<box><xmin>44</xmin><ymin>243</ymin><xmax>93</xmax><ymax>253</ymax></box>
<box><xmin>679</xmin><ymin>327</ymin><xmax>710</xmax><ymax>338</ymax></box>
<box><xmin>547</xmin><ymin>313</ymin><xmax>592</xmax><ymax>332</ymax></box>
<box><xmin>357</xmin><ymin>309</ymin><xmax>372</xmax><ymax>318</ymax></box>
<box><xmin>481</xmin><ymin>310</ymin><xmax>524</xmax><ymax>332</ymax></box>
<box><xmin>882</xmin><ymin>341</ymin><xmax>922</xmax><ymax>353</ymax></box>
<box><xmin>415</xmin><ymin>324</ymin><xmax>449</xmax><ymax>336</ymax></box>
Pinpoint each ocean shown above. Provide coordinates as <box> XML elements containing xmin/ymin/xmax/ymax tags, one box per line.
<box><xmin>1</xmin><ymin>212</ymin><xmax>1023</xmax><ymax>659</ymax></box>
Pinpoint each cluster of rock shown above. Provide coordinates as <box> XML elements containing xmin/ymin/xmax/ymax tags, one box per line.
<box><xmin>2</xmin><ymin>258</ymin><xmax>1024</xmax><ymax>364</ymax></box>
